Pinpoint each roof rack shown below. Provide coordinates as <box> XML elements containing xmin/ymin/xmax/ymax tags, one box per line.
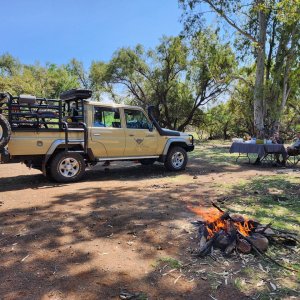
<box><xmin>60</xmin><ymin>89</ymin><xmax>92</xmax><ymax>101</ymax></box>
<box><xmin>0</xmin><ymin>91</ymin><xmax>86</xmax><ymax>132</ymax></box>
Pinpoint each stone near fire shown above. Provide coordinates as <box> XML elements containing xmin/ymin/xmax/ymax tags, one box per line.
<box><xmin>255</xmin><ymin>225</ymin><xmax>275</xmax><ymax>236</ymax></box>
<box><xmin>262</xmin><ymin>228</ymin><xmax>275</xmax><ymax>235</ymax></box>
<box><xmin>248</xmin><ymin>233</ymin><xmax>269</xmax><ymax>252</ymax></box>
<box><xmin>230</xmin><ymin>214</ymin><xmax>245</xmax><ymax>223</ymax></box>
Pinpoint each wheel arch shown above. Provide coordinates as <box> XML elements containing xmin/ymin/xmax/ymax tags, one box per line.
<box><xmin>160</xmin><ymin>139</ymin><xmax>191</xmax><ymax>162</ymax></box>
<box><xmin>42</xmin><ymin>140</ymin><xmax>86</xmax><ymax>175</ymax></box>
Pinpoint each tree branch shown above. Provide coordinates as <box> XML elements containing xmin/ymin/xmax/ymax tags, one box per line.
<box><xmin>204</xmin><ymin>0</ymin><xmax>258</xmax><ymax>44</ymax></box>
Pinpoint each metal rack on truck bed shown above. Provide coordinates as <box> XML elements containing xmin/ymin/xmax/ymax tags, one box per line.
<box><xmin>0</xmin><ymin>89</ymin><xmax>92</xmax><ymax>154</ymax></box>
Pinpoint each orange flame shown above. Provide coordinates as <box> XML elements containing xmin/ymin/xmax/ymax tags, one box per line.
<box><xmin>188</xmin><ymin>206</ymin><xmax>253</xmax><ymax>239</ymax></box>
<box><xmin>234</xmin><ymin>218</ymin><xmax>253</xmax><ymax>236</ymax></box>
<box><xmin>188</xmin><ymin>207</ymin><xmax>223</xmax><ymax>223</ymax></box>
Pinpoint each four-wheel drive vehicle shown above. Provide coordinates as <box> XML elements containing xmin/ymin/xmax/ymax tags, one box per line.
<box><xmin>0</xmin><ymin>90</ymin><xmax>194</xmax><ymax>182</ymax></box>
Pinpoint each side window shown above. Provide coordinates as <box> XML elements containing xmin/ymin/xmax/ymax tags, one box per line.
<box><xmin>124</xmin><ymin>109</ymin><xmax>150</xmax><ymax>129</ymax></box>
<box><xmin>93</xmin><ymin>107</ymin><xmax>121</xmax><ymax>128</ymax></box>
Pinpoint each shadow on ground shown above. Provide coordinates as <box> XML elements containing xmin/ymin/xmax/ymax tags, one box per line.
<box><xmin>0</xmin><ymin>151</ymin><xmax>277</xmax><ymax>193</ymax></box>
<box><xmin>0</xmin><ymin>183</ymin><xmax>249</xmax><ymax>299</ymax></box>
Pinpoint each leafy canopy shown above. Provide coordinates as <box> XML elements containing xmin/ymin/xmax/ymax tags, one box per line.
<box><xmin>90</xmin><ymin>32</ymin><xmax>236</xmax><ymax>131</ymax></box>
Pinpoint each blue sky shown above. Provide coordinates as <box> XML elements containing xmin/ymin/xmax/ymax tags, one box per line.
<box><xmin>0</xmin><ymin>0</ymin><xmax>183</xmax><ymax>67</ymax></box>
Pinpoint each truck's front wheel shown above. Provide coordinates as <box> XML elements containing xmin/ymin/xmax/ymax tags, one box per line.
<box><xmin>50</xmin><ymin>152</ymin><xmax>85</xmax><ymax>183</ymax></box>
<box><xmin>164</xmin><ymin>146</ymin><xmax>187</xmax><ymax>171</ymax></box>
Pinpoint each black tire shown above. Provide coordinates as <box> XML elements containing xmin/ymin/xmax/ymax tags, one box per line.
<box><xmin>164</xmin><ymin>146</ymin><xmax>188</xmax><ymax>171</ymax></box>
<box><xmin>45</xmin><ymin>168</ymin><xmax>55</xmax><ymax>181</ymax></box>
<box><xmin>0</xmin><ymin>114</ymin><xmax>11</xmax><ymax>150</ymax></box>
<box><xmin>140</xmin><ymin>158</ymin><xmax>156</xmax><ymax>165</ymax></box>
<box><xmin>50</xmin><ymin>152</ymin><xmax>86</xmax><ymax>183</ymax></box>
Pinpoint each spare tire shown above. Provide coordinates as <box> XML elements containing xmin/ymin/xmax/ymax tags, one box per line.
<box><xmin>0</xmin><ymin>114</ymin><xmax>11</xmax><ymax>149</ymax></box>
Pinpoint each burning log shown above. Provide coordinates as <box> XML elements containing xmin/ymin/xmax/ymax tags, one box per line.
<box><xmin>190</xmin><ymin>204</ymin><xmax>298</xmax><ymax>271</ymax></box>
<box><xmin>211</xmin><ymin>201</ymin><xmax>225</xmax><ymax>213</ymax></box>
<box><xmin>195</xmin><ymin>231</ymin><xmax>222</xmax><ymax>257</ymax></box>
<box><xmin>224</xmin><ymin>221</ymin><xmax>237</xmax><ymax>256</ymax></box>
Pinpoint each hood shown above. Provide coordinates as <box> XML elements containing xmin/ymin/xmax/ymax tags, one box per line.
<box><xmin>160</xmin><ymin>128</ymin><xmax>181</xmax><ymax>137</ymax></box>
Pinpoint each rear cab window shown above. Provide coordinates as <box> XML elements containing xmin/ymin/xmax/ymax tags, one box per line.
<box><xmin>93</xmin><ymin>107</ymin><xmax>121</xmax><ymax>128</ymax></box>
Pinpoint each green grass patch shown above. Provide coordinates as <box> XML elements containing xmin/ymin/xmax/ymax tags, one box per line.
<box><xmin>224</xmin><ymin>175</ymin><xmax>300</xmax><ymax>233</ymax></box>
<box><xmin>158</xmin><ymin>257</ymin><xmax>182</xmax><ymax>269</ymax></box>
<box><xmin>190</xmin><ymin>143</ymin><xmax>237</xmax><ymax>166</ymax></box>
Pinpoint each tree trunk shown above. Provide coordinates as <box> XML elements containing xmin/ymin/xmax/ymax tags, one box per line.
<box><xmin>266</xmin><ymin>19</ymin><xmax>277</xmax><ymax>82</ymax></box>
<box><xmin>223</xmin><ymin>122</ymin><xmax>229</xmax><ymax>140</ymax></box>
<box><xmin>271</xmin><ymin>26</ymin><xmax>297</xmax><ymax>133</ymax></box>
<box><xmin>253</xmin><ymin>1</ymin><xmax>267</xmax><ymax>138</ymax></box>
<box><xmin>177</xmin><ymin>105</ymin><xmax>198</xmax><ymax>131</ymax></box>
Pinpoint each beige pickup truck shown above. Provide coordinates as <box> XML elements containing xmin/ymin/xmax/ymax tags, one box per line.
<box><xmin>0</xmin><ymin>90</ymin><xmax>194</xmax><ymax>182</ymax></box>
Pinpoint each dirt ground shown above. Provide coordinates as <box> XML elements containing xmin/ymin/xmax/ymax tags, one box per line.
<box><xmin>0</xmin><ymin>145</ymin><xmax>298</xmax><ymax>300</ymax></box>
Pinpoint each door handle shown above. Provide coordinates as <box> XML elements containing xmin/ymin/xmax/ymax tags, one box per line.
<box><xmin>93</xmin><ymin>133</ymin><xmax>101</xmax><ymax>136</ymax></box>
<box><xmin>146</xmin><ymin>135</ymin><xmax>154</xmax><ymax>137</ymax></box>
<box><xmin>129</xmin><ymin>134</ymin><xmax>134</xmax><ymax>137</ymax></box>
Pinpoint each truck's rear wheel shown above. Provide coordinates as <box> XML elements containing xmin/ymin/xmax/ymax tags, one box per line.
<box><xmin>0</xmin><ymin>114</ymin><xmax>11</xmax><ymax>150</ymax></box>
<box><xmin>164</xmin><ymin>146</ymin><xmax>187</xmax><ymax>171</ymax></box>
<box><xmin>50</xmin><ymin>152</ymin><xmax>85</xmax><ymax>183</ymax></box>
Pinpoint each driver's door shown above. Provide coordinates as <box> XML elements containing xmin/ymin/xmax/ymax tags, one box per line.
<box><xmin>123</xmin><ymin>109</ymin><xmax>158</xmax><ymax>156</ymax></box>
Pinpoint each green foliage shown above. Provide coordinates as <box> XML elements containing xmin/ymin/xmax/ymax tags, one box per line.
<box><xmin>199</xmin><ymin>102</ymin><xmax>231</xmax><ymax>139</ymax></box>
<box><xmin>0</xmin><ymin>55</ymin><xmax>80</xmax><ymax>98</ymax></box>
<box><xmin>276</xmin><ymin>0</ymin><xmax>300</xmax><ymax>24</ymax></box>
<box><xmin>0</xmin><ymin>53</ymin><xmax>21</xmax><ymax>76</ymax></box>
<box><xmin>180</xmin><ymin>0</ymin><xmax>300</xmax><ymax>135</ymax></box>
<box><xmin>90</xmin><ymin>32</ymin><xmax>236</xmax><ymax>131</ymax></box>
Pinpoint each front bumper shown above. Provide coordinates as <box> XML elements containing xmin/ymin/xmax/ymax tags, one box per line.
<box><xmin>186</xmin><ymin>145</ymin><xmax>195</xmax><ymax>152</ymax></box>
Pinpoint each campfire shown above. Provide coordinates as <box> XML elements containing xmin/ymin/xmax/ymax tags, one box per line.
<box><xmin>189</xmin><ymin>203</ymin><xmax>298</xmax><ymax>261</ymax></box>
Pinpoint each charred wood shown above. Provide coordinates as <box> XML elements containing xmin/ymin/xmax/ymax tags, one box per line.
<box><xmin>195</xmin><ymin>231</ymin><xmax>221</xmax><ymax>257</ymax></box>
<box><xmin>237</xmin><ymin>238</ymin><xmax>252</xmax><ymax>254</ymax></box>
